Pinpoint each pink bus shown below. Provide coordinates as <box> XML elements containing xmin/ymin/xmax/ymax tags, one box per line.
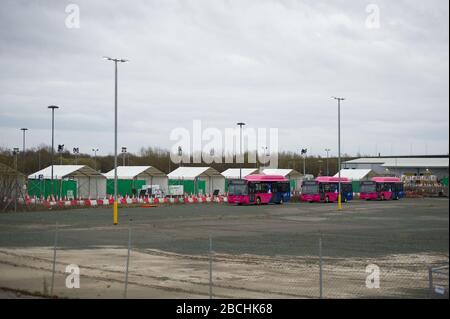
<box><xmin>227</xmin><ymin>174</ymin><xmax>291</xmax><ymax>205</ymax></box>
<box><xmin>300</xmin><ymin>176</ymin><xmax>353</xmax><ymax>203</ymax></box>
<box><xmin>359</xmin><ymin>177</ymin><xmax>404</xmax><ymax>200</ymax></box>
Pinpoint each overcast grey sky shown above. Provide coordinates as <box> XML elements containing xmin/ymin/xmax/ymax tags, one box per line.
<box><xmin>0</xmin><ymin>0</ymin><xmax>448</xmax><ymax>157</ymax></box>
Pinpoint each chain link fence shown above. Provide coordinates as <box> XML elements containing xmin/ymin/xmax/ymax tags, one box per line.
<box><xmin>0</xmin><ymin>223</ymin><xmax>447</xmax><ymax>299</ymax></box>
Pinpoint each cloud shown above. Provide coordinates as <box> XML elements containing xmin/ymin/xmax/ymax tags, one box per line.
<box><xmin>0</xmin><ymin>0</ymin><xmax>448</xmax><ymax>157</ymax></box>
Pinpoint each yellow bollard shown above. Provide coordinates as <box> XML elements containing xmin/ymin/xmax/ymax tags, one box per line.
<box><xmin>337</xmin><ymin>193</ymin><xmax>342</xmax><ymax>210</ymax></box>
<box><xmin>113</xmin><ymin>201</ymin><xmax>118</xmax><ymax>225</ymax></box>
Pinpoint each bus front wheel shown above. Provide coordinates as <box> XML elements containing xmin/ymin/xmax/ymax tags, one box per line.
<box><xmin>256</xmin><ymin>197</ymin><xmax>261</xmax><ymax>205</ymax></box>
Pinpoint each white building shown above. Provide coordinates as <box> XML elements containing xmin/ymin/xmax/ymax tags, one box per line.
<box><xmin>261</xmin><ymin>168</ymin><xmax>310</xmax><ymax>191</ymax></box>
<box><xmin>168</xmin><ymin>167</ymin><xmax>225</xmax><ymax>195</ymax></box>
<box><xmin>221</xmin><ymin>168</ymin><xmax>258</xmax><ymax>180</ymax></box>
<box><xmin>334</xmin><ymin>169</ymin><xmax>376</xmax><ymax>181</ymax></box>
<box><xmin>342</xmin><ymin>156</ymin><xmax>449</xmax><ymax>180</ymax></box>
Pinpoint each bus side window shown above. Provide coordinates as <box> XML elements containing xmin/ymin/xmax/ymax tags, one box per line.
<box><xmin>248</xmin><ymin>183</ymin><xmax>255</xmax><ymax>194</ymax></box>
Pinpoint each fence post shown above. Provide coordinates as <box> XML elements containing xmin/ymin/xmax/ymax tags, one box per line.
<box><xmin>50</xmin><ymin>222</ymin><xmax>58</xmax><ymax>297</ymax></box>
<box><xmin>124</xmin><ymin>219</ymin><xmax>132</xmax><ymax>299</ymax></box>
<box><xmin>428</xmin><ymin>267</ymin><xmax>433</xmax><ymax>298</ymax></box>
<box><xmin>209</xmin><ymin>235</ymin><xmax>213</xmax><ymax>299</ymax></box>
<box><xmin>319</xmin><ymin>234</ymin><xmax>323</xmax><ymax>299</ymax></box>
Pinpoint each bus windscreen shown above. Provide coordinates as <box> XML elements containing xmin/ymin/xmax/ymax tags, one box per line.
<box><xmin>302</xmin><ymin>182</ymin><xmax>319</xmax><ymax>194</ymax></box>
<box><xmin>228</xmin><ymin>182</ymin><xmax>248</xmax><ymax>195</ymax></box>
<box><xmin>360</xmin><ymin>182</ymin><xmax>376</xmax><ymax>193</ymax></box>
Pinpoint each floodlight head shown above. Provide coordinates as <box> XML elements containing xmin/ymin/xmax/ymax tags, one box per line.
<box><xmin>237</xmin><ymin>122</ymin><xmax>246</xmax><ymax>126</ymax></box>
<box><xmin>20</xmin><ymin>128</ymin><xmax>28</xmax><ymax>131</ymax></box>
<box><xmin>48</xmin><ymin>105</ymin><xmax>59</xmax><ymax>110</ymax></box>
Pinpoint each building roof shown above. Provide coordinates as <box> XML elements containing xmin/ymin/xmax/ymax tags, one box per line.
<box><xmin>28</xmin><ymin>165</ymin><xmax>105</xmax><ymax>180</ymax></box>
<box><xmin>168</xmin><ymin>167</ymin><xmax>222</xmax><ymax>180</ymax></box>
<box><xmin>103</xmin><ymin>166</ymin><xmax>166</xmax><ymax>179</ymax></box>
<box><xmin>344</xmin><ymin>157</ymin><xmax>449</xmax><ymax>168</ymax></box>
<box><xmin>334</xmin><ymin>169</ymin><xmax>374</xmax><ymax>180</ymax></box>
<box><xmin>221</xmin><ymin>168</ymin><xmax>258</xmax><ymax>179</ymax></box>
<box><xmin>261</xmin><ymin>168</ymin><xmax>302</xmax><ymax>177</ymax></box>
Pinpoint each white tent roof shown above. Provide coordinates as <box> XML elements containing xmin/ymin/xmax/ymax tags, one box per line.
<box><xmin>103</xmin><ymin>166</ymin><xmax>166</xmax><ymax>179</ymax></box>
<box><xmin>262</xmin><ymin>168</ymin><xmax>301</xmax><ymax>177</ymax></box>
<box><xmin>221</xmin><ymin>168</ymin><xmax>258</xmax><ymax>179</ymax></box>
<box><xmin>28</xmin><ymin>165</ymin><xmax>104</xmax><ymax>180</ymax></box>
<box><xmin>334</xmin><ymin>169</ymin><xmax>374</xmax><ymax>180</ymax></box>
<box><xmin>168</xmin><ymin>167</ymin><xmax>222</xmax><ymax>180</ymax></box>
<box><xmin>344</xmin><ymin>157</ymin><xmax>449</xmax><ymax>168</ymax></box>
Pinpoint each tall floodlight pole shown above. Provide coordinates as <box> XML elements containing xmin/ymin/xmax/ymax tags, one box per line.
<box><xmin>103</xmin><ymin>56</ymin><xmax>128</xmax><ymax>225</ymax></box>
<box><xmin>13</xmin><ymin>148</ymin><xmax>19</xmax><ymax>212</ymax></box>
<box><xmin>325</xmin><ymin>148</ymin><xmax>331</xmax><ymax>176</ymax></box>
<box><xmin>237</xmin><ymin>122</ymin><xmax>246</xmax><ymax>179</ymax></box>
<box><xmin>332</xmin><ymin>97</ymin><xmax>345</xmax><ymax>210</ymax></box>
<box><xmin>301</xmin><ymin>148</ymin><xmax>307</xmax><ymax>176</ymax></box>
<box><xmin>48</xmin><ymin>105</ymin><xmax>59</xmax><ymax>196</ymax></box>
<box><xmin>73</xmin><ymin>147</ymin><xmax>79</xmax><ymax>165</ymax></box>
<box><xmin>92</xmin><ymin>148</ymin><xmax>99</xmax><ymax>171</ymax></box>
<box><xmin>121</xmin><ymin>147</ymin><xmax>127</xmax><ymax>166</ymax></box>
<box><xmin>260</xmin><ymin>146</ymin><xmax>268</xmax><ymax>170</ymax></box>
<box><xmin>20</xmin><ymin>128</ymin><xmax>28</xmax><ymax>173</ymax></box>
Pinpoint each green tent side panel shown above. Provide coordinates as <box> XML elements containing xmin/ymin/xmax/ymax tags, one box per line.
<box><xmin>107</xmin><ymin>179</ymin><xmax>146</xmax><ymax>197</ymax></box>
<box><xmin>442</xmin><ymin>177</ymin><xmax>449</xmax><ymax>187</ymax></box>
<box><xmin>168</xmin><ymin>179</ymin><xmax>206</xmax><ymax>195</ymax></box>
<box><xmin>289</xmin><ymin>179</ymin><xmax>296</xmax><ymax>191</ymax></box>
<box><xmin>28</xmin><ymin>179</ymin><xmax>77</xmax><ymax>199</ymax></box>
<box><xmin>197</xmin><ymin>179</ymin><xmax>206</xmax><ymax>195</ymax></box>
<box><xmin>352</xmin><ymin>181</ymin><xmax>360</xmax><ymax>193</ymax></box>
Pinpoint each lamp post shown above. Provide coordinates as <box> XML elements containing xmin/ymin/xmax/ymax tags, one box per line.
<box><xmin>48</xmin><ymin>105</ymin><xmax>59</xmax><ymax>196</ymax></box>
<box><xmin>237</xmin><ymin>122</ymin><xmax>246</xmax><ymax>179</ymax></box>
<box><xmin>121</xmin><ymin>147</ymin><xmax>127</xmax><ymax>166</ymax></box>
<box><xmin>13</xmin><ymin>147</ymin><xmax>19</xmax><ymax>212</ymax></box>
<box><xmin>20</xmin><ymin>128</ymin><xmax>28</xmax><ymax>173</ymax></box>
<box><xmin>57</xmin><ymin>144</ymin><xmax>64</xmax><ymax>165</ymax></box>
<box><xmin>92</xmin><ymin>148</ymin><xmax>99</xmax><ymax>171</ymax></box>
<box><xmin>177</xmin><ymin>146</ymin><xmax>182</xmax><ymax>167</ymax></box>
<box><xmin>260</xmin><ymin>146</ymin><xmax>268</xmax><ymax>170</ymax></box>
<box><xmin>325</xmin><ymin>148</ymin><xmax>331</xmax><ymax>176</ymax></box>
<box><xmin>73</xmin><ymin>147</ymin><xmax>79</xmax><ymax>165</ymax></box>
<box><xmin>301</xmin><ymin>148</ymin><xmax>307</xmax><ymax>176</ymax></box>
<box><xmin>332</xmin><ymin>97</ymin><xmax>345</xmax><ymax>210</ymax></box>
<box><xmin>103</xmin><ymin>56</ymin><xmax>128</xmax><ymax>225</ymax></box>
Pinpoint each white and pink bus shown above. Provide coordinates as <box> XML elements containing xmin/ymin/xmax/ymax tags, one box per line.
<box><xmin>300</xmin><ymin>176</ymin><xmax>353</xmax><ymax>203</ymax></box>
<box><xmin>359</xmin><ymin>177</ymin><xmax>404</xmax><ymax>200</ymax></box>
<box><xmin>227</xmin><ymin>174</ymin><xmax>291</xmax><ymax>205</ymax></box>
